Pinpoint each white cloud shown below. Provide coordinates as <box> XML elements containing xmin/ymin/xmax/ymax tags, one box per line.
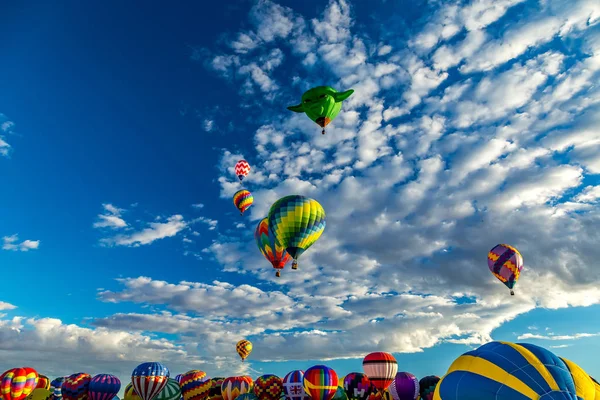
<box><xmin>518</xmin><ymin>332</ymin><xmax>600</xmax><ymax>340</ymax></box>
<box><xmin>0</xmin><ymin>302</ymin><xmax>16</xmax><ymax>311</ymax></box>
<box><xmin>0</xmin><ymin>114</ymin><xmax>15</xmax><ymax>157</ymax></box>
<box><xmin>93</xmin><ymin>203</ymin><xmax>128</xmax><ymax>229</ymax></box>
<box><xmin>2</xmin><ymin>235</ymin><xmax>40</xmax><ymax>252</ymax></box>
<box><xmin>101</xmin><ymin>215</ymin><xmax>187</xmax><ymax>247</ymax></box>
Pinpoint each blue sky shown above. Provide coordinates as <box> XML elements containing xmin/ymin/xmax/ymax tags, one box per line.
<box><xmin>1</xmin><ymin>0</ymin><xmax>600</xmax><ymax>391</ymax></box>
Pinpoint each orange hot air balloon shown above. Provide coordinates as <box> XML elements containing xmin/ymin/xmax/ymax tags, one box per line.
<box><xmin>0</xmin><ymin>368</ymin><xmax>39</xmax><ymax>400</ymax></box>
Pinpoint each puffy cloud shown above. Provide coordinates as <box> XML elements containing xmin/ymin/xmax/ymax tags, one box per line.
<box><xmin>2</xmin><ymin>235</ymin><xmax>40</xmax><ymax>252</ymax></box>
<box><xmin>93</xmin><ymin>203</ymin><xmax>127</xmax><ymax>229</ymax></box>
<box><xmin>100</xmin><ymin>215</ymin><xmax>187</xmax><ymax>247</ymax></box>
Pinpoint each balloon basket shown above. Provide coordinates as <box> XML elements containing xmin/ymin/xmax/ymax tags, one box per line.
<box><xmin>510</xmin><ymin>290</ymin><xmax>515</xmax><ymax>296</ymax></box>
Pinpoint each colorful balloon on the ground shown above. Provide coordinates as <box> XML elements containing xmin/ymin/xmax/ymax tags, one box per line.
<box><xmin>362</xmin><ymin>353</ymin><xmax>398</xmax><ymax>393</ymax></box>
<box><xmin>25</xmin><ymin>389</ymin><xmax>51</xmax><ymax>400</ymax></box>
<box><xmin>123</xmin><ymin>384</ymin><xmax>140</xmax><ymax>400</ymax></box>
<box><xmin>155</xmin><ymin>379</ymin><xmax>181</xmax><ymax>400</ymax></box>
<box><xmin>233</xmin><ymin>190</ymin><xmax>253</xmax><ymax>215</ymax></box>
<box><xmin>221</xmin><ymin>377</ymin><xmax>253</xmax><ymax>400</ymax></box>
<box><xmin>487</xmin><ymin>244</ymin><xmax>523</xmax><ymax>295</ymax></box>
<box><xmin>267</xmin><ymin>195</ymin><xmax>326</xmax><ymax>271</ymax></box>
<box><xmin>282</xmin><ymin>371</ymin><xmax>307</xmax><ymax>400</ymax></box>
<box><xmin>388</xmin><ymin>373</ymin><xmax>418</xmax><ymax>400</ymax></box>
<box><xmin>342</xmin><ymin>373</ymin><xmax>371</xmax><ymax>400</ymax></box>
<box><xmin>235</xmin><ymin>160</ymin><xmax>251</xmax><ymax>183</ymax></box>
<box><xmin>417</xmin><ymin>377</ymin><xmax>438</xmax><ymax>400</ymax></box>
<box><xmin>0</xmin><ymin>367</ymin><xmax>39</xmax><ymax>400</ymax></box>
<box><xmin>255</xmin><ymin>217</ymin><xmax>292</xmax><ymax>277</ymax></box>
<box><xmin>35</xmin><ymin>377</ymin><xmax>50</xmax><ymax>391</ymax></box>
<box><xmin>287</xmin><ymin>86</ymin><xmax>355</xmax><ymax>134</ymax></box>
<box><xmin>253</xmin><ymin>375</ymin><xmax>282</xmax><ymax>400</ymax></box>
<box><xmin>131</xmin><ymin>362</ymin><xmax>169</xmax><ymax>400</ymax></box>
<box><xmin>180</xmin><ymin>370</ymin><xmax>210</xmax><ymax>400</ymax></box>
<box><xmin>433</xmin><ymin>341</ymin><xmax>595</xmax><ymax>399</ymax></box>
<box><xmin>236</xmin><ymin>340</ymin><xmax>253</xmax><ymax>362</ymax></box>
<box><xmin>62</xmin><ymin>373</ymin><xmax>91</xmax><ymax>400</ymax></box>
<box><xmin>366</xmin><ymin>388</ymin><xmax>391</xmax><ymax>400</ymax></box>
<box><xmin>207</xmin><ymin>378</ymin><xmax>225</xmax><ymax>400</ymax></box>
<box><xmin>50</xmin><ymin>378</ymin><xmax>65</xmax><ymax>400</ymax></box>
<box><xmin>89</xmin><ymin>375</ymin><xmax>121</xmax><ymax>400</ymax></box>
<box><xmin>303</xmin><ymin>366</ymin><xmax>338</xmax><ymax>400</ymax></box>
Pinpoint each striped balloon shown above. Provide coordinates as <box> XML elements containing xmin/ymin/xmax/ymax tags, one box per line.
<box><xmin>253</xmin><ymin>375</ymin><xmax>282</xmax><ymax>400</ymax></box>
<box><xmin>173</xmin><ymin>378</ymin><xmax>182</xmax><ymax>386</ymax></box>
<box><xmin>221</xmin><ymin>377</ymin><xmax>253</xmax><ymax>400</ymax></box>
<box><xmin>362</xmin><ymin>353</ymin><xmax>397</xmax><ymax>393</ymax></box>
<box><xmin>131</xmin><ymin>362</ymin><xmax>169</xmax><ymax>400</ymax></box>
<box><xmin>487</xmin><ymin>244</ymin><xmax>523</xmax><ymax>295</ymax></box>
<box><xmin>89</xmin><ymin>375</ymin><xmax>121</xmax><ymax>400</ymax></box>
<box><xmin>35</xmin><ymin>377</ymin><xmax>50</xmax><ymax>391</ymax></box>
<box><xmin>62</xmin><ymin>373</ymin><xmax>91</xmax><ymax>400</ymax></box>
<box><xmin>123</xmin><ymin>384</ymin><xmax>140</xmax><ymax>400</ymax></box>
<box><xmin>233</xmin><ymin>190</ymin><xmax>253</xmax><ymax>215</ymax></box>
<box><xmin>255</xmin><ymin>217</ymin><xmax>292</xmax><ymax>277</ymax></box>
<box><xmin>207</xmin><ymin>379</ymin><xmax>224</xmax><ymax>400</ymax></box>
<box><xmin>234</xmin><ymin>160</ymin><xmax>251</xmax><ymax>183</ymax></box>
<box><xmin>303</xmin><ymin>366</ymin><xmax>338</xmax><ymax>400</ymax></box>
<box><xmin>50</xmin><ymin>378</ymin><xmax>65</xmax><ymax>400</ymax></box>
<box><xmin>180</xmin><ymin>370</ymin><xmax>210</xmax><ymax>400</ymax></box>
<box><xmin>417</xmin><ymin>377</ymin><xmax>439</xmax><ymax>400</ymax></box>
<box><xmin>155</xmin><ymin>380</ymin><xmax>180</xmax><ymax>400</ymax></box>
<box><xmin>25</xmin><ymin>389</ymin><xmax>52</xmax><ymax>400</ymax></box>
<box><xmin>282</xmin><ymin>371</ymin><xmax>307</xmax><ymax>400</ymax></box>
<box><xmin>1</xmin><ymin>367</ymin><xmax>39</xmax><ymax>400</ymax></box>
<box><xmin>388</xmin><ymin>373</ymin><xmax>418</xmax><ymax>400</ymax></box>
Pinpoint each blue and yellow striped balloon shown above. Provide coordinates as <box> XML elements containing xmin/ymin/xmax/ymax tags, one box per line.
<box><xmin>434</xmin><ymin>341</ymin><xmax>596</xmax><ymax>400</ymax></box>
<box><xmin>267</xmin><ymin>195</ymin><xmax>326</xmax><ymax>270</ymax></box>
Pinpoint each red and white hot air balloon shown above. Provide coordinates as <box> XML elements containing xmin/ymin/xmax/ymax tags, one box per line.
<box><xmin>362</xmin><ymin>352</ymin><xmax>398</xmax><ymax>394</ymax></box>
<box><xmin>234</xmin><ymin>160</ymin><xmax>250</xmax><ymax>184</ymax></box>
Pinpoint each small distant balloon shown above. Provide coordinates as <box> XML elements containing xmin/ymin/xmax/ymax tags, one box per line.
<box><xmin>487</xmin><ymin>243</ymin><xmax>523</xmax><ymax>295</ymax></box>
<box><xmin>235</xmin><ymin>160</ymin><xmax>251</xmax><ymax>183</ymax></box>
<box><xmin>236</xmin><ymin>340</ymin><xmax>253</xmax><ymax>362</ymax></box>
<box><xmin>233</xmin><ymin>190</ymin><xmax>253</xmax><ymax>215</ymax></box>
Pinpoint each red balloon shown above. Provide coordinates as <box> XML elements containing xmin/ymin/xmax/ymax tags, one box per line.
<box><xmin>1</xmin><ymin>368</ymin><xmax>39</xmax><ymax>400</ymax></box>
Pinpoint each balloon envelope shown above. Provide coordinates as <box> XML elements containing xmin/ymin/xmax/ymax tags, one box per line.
<box><xmin>131</xmin><ymin>362</ymin><xmax>169</xmax><ymax>400</ymax></box>
<box><xmin>89</xmin><ymin>375</ymin><xmax>121</xmax><ymax>400</ymax></box>
<box><xmin>25</xmin><ymin>389</ymin><xmax>51</xmax><ymax>400</ymax></box>
<box><xmin>253</xmin><ymin>376</ymin><xmax>282</xmax><ymax>400</ymax></box>
<box><xmin>487</xmin><ymin>244</ymin><xmax>523</xmax><ymax>294</ymax></box>
<box><xmin>282</xmin><ymin>371</ymin><xmax>307</xmax><ymax>400</ymax></box>
<box><xmin>342</xmin><ymin>374</ymin><xmax>372</xmax><ymax>400</ymax></box>
<box><xmin>417</xmin><ymin>377</ymin><xmax>439</xmax><ymax>400</ymax></box>
<box><xmin>236</xmin><ymin>340</ymin><xmax>253</xmax><ymax>361</ymax></box>
<box><xmin>235</xmin><ymin>160</ymin><xmax>250</xmax><ymax>182</ymax></box>
<box><xmin>62</xmin><ymin>373</ymin><xmax>91</xmax><ymax>400</ymax></box>
<box><xmin>221</xmin><ymin>377</ymin><xmax>253</xmax><ymax>400</ymax></box>
<box><xmin>180</xmin><ymin>371</ymin><xmax>210</xmax><ymax>400</ymax></box>
<box><xmin>233</xmin><ymin>190</ymin><xmax>253</xmax><ymax>215</ymax></box>
<box><xmin>303</xmin><ymin>366</ymin><xmax>338</xmax><ymax>400</ymax></box>
<box><xmin>388</xmin><ymin>373</ymin><xmax>418</xmax><ymax>400</ymax></box>
<box><xmin>362</xmin><ymin>353</ymin><xmax>398</xmax><ymax>392</ymax></box>
<box><xmin>155</xmin><ymin>380</ymin><xmax>181</xmax><ymax>400</ymax></box>
<box><xmin>1</xmin><ymin>367</ymin><xmax>39</xmax><ymax>400</ymax></box>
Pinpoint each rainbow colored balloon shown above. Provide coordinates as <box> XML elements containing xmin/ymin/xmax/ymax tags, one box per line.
<box><xmin>343</xmin><ymin>373</ymin><xmax>372</xmax><ymax>400</ymax></box>
<box><xmin>35</xmin><ymin>377</ymin><xmax>50</xmax><ymax>391</ymax></box>
<box><xmin>61</xmin><ymin>373</ymin><xmax>91</xmax><ymax>400</ymax></box>
<box><xmin>1</xmin><ymin>367</ymin><xmax>39</xmax><ymax>400</ymax></box>
<box><xmin>417</xmin><ymin>377</ymin><xmax>439</xmax><ymax>400</ymax></box>
<box><xmin>487</xmin><ymin>243</ymin><xmax>523</xmax><ymax>295</ymax></box>
<box><xmin>362</xmin><ymin>353</ymin><xmax>398</xmax><ymax>393</ymax></box>
<box><xmin>267</xmin><ymin>195</ymin><xmax>326</xmax><ymax>271</ymax></box>
<box><xmin>233</xmin><ymin>190</ymin><xmax>253</xmax><ymax>215</ymax></box>
<box><xmin>388</xmin><ymin>373</ymin><xmax>418</xmax><ymax>400</ymax></box>
<box><xmin>180</xmin><ymin>370</ymin><xmax>210</xmax><ymax>400</ymax></box>
<box><xmin>303</xmin><ymin>366</ymin><xmax>338</xmax><ymax>400</ymax></box>
<box><xmin>123</xmin><ymin>384</ymin><xmax>140</xmax><ymax>400</ymax></box>
<box><xmin>131</xmin><ymin>362</ymin><xmax>169</xmax><ymax>400</ymax></box>
<box><xmin>221</xmin><ymin>377</ymin><xmax>253</xmax><ymax>400</ymax></box>
<box><xmin>253</xmin><ymin>375</ymin><xmax>282</xmax><ymax>400</ymax></box>
<box><xmin>89</xmin><ymin>375</ymin><xmax>120</xmax><ymax>400</ymax></box>
<box><xmin>255</xmin><ymin>217</ymin><xmax>292</xmax><ymax>277</ymax></box>
<box><xmin>282</xmin><ymin>371</ymin><xmax>307</xmax><ymax>400</ymax></box>
<box><xmin>155</xmin><ymin>380</ymin><xmax>181</xmax><ymax>400</ymax></box>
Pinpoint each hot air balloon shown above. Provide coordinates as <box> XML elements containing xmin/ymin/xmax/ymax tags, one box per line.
<box><xmin>362</xmin><ymin>353</ymin><xmax>398</xmax><ymax>395</ymax></box>
<box><xmin>253</xmin><ymin>376</ymin><xmax>282</xmax><ymax>400</ymax></box>
<box><xmin>287</xmin><ymin>86</ymin><xmax>355</xmax><ymax>134</ymax></box>
<box><xmin>303</xmin><ymin>366</ymin><xmax>338</xmax><ymax>400</ymax></box>
<box><xmin>236</xmin><ymin>340</ymin><xmax>253</xmax><ymax>362</ymax></box>
<box><xmin>233</xmin><ymin>190</ymin><xmax>253</xmax><ymax>215</ymax></box>
<box><xmin>62</xmin><ymin>373</ymin><xmax>91</xmax><ymax>400</ymax></box>
<box><xmin>131</xmin><ymin>362</ymin><xmax>169</xmax><ymax>400</ymax></box>
<box><xmin>36</xmin><ymin>377</ymin><xmax>50</xmax><ymax>391</ymax></box>
<box><xmin>0</xmin><ymin>368</ymin><xmax>39</xmax><ymax>400</ymax></box>
<box><xmin>282</xmin><ymin>372</ymin><xmax>307</xmax><ymax>400</ymax></box>
<box><xmin>559</xmin><ymin>357</ymin><xmax>597</xmax><ymax>400</ymax></box>
<box><xmin>50</xmin><ymin>378</ymin><xmax>65</xmax><ymax>400</ymax></box>
<box><xmin>255</xmin><ymin>217</ymin><xmax>292</xmax><ymax>277</ymax></box>
<box><xmin>221</xmin><ymin>377</ymin><xmax>253</xmax><ymax>400</ymax></box>
<box><xmin>433</xmin><ymin>341</ymin><xmax>595</xmax><ymax>400</ymax></box>
<box><xmin>330</xmin><ymin>388</ymin><xmax>346</xmax><ymax>400</ymax></box>
<box><xmin>388</xmin><ymin>373</ymin><xmax>418</xmax><ymax>400</ymax></box>
<box><xmin>174</xmin><ymin>377</ymin><xmax>182</xmax><ymax>385</ymax></box>
<box><xmin>89</xmin><ymin>375</ymin><xmax>121</xmax><ymax>400</ymax></box>
<box><xmin>267</xmin><ymin>195</ymin><xmax>326</xmax><ymax>271</ymax></box>
<box><xmin>180</xmin><ymin>370</ymin><xmax>210</xmax><ymax>400</ymax></box>
<box><xmin>366</xmin><ymin>388</ymin><xmax>391</xmax><ymax>400</ymax></box>
<box><xmin>155</xmin><ymin>380</ymin><xmax>181</xmax><ymax>400</ymax></box>
<box><xmin>25</xmin><ymin>389</ymin><xmax>51</xmax><ymax>400</ymax></box>
<box><xmin>342</xmin><ymin>373</ymin><xmax>372</xmax><ymax>400</ymax></box>
<box><xmin>207</xmin><ymin>379</ymin><xmax>225</xmax><ymax>400</ymax></box>
<box><xmin>123</xmin><ymin>384</ymin><xmax>140</xmax><ymax>400</ymax></box>
<box><xmin>487</xmin><ymin>244</ymin><xmax>523</xmax><ymax>295</ymax></box>
<box><xmin>235</xmin><ymin>160</ymin><xmax>251</xmax><ymax>184</ymax></box>
<box><xmin>417</xmin><ymin>377</ymin><xmax>439</xmax><ymax>400</ymax></box>
<box><xmin>234</xmin><ymin>395</ymin><xmax>257</xmax><ymax>400</ymax></box>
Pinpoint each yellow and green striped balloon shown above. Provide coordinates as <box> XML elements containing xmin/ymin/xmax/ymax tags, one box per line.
<box><xmin>267</xmin><ymin>195</ymin><xmax>326</xmax><ymax>271</ymax></box>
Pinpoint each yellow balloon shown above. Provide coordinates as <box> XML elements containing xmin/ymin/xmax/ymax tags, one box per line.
<box><xmin>560</xmin><ymin>357</ymin><xmax>597</xmax><ymax>400</ymax></box>
<box><xmin>26</xmin><ymin>389</ymin><xmax>52</xmax><ymax>400</ymax></box>
<box><xmin>236</xmin><ymin>339</ymin><xmax>253</xmax><ymax>361</ymax></box>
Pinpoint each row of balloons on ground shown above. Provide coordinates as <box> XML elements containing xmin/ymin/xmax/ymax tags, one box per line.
<box><xmin>2</xmin><ymin>341</ymin><xmax>599</xmax><ymax>400</ymax></box>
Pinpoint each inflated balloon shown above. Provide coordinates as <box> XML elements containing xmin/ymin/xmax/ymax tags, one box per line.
<box><xmin>366</xmin><ymin>388</ymin><xmax>391</xmax><ymax>400</ymax></box>
<box><xmin>236</xmin><ymin>340</ymin><xmax>253</xmax><ymax>362</ymax></box>
<box><xmin>89</xmin><ymin>375</ymin><xmax>121</xmax><ymax>400</ymax></box>
<box><xmin>342</xmin><ymin>373</ymin><xmax>372</xmax><ymax>400</ymax></box>
<box><xmin>282</xmin><ymin>372</ymin><xmax>307</xmax><ymax>400</ymax></box>
<box><xmin>123</xmin><ymin>384</ymin><xmax>140</xmax><ymax>400</ymax></box>
<box><xmin>255</xmin><ymin>217</ymin><xmax>292</xmax><ymax>277</ymax></box>
<box><xmin>62</xmin><ymin>373</ymin><xmax>91</xmax><ymax>400</ymax></box>
<box><xmin>207</xmin><ymin>379</ymin><xmax>225</xmax><ymax>400</ymax></box>
<box><xmin>559</xmin><ymin>357</ymin><xmax>597</xmax><ymax>400</ymax></box>
<box><xmin>235</xmin><ymin>160</ymin><xmax>251</xmax><ymax>183</ymax></box>
<box><xmin>487</xmin><ymin>243</ymin><xmax>523</xmax><ymax>295</ymax></box>
<box><xmin>433</xmin><ymin>341</ymin><xmax>589</xmax><ymax>400</ymax></box>
<box><xmin>1</xmin><ymin>367</ymin><xmax>39</xmax><ymax>400</ymax></box>
<box><xmin>234</xmin><ymin>395</ymin><xmax>257</xmax><ymax>400</ymax></box>
<box><xmin>330</xmin><ymin>388</ymin><xmax>346</xmax><ymax>400</ymax></box>
<box><xmin>174</xmin><ymin>377</ymin><xmax>183</xmax><ymax>385</ymax></box>
<box><xmin>50</xmin><ymin>378</ymin><xmax>65</xmax><ymax>400</ymax></box>
<box><xmin>25</xmin><ymin>389</ymin><xmax>51</xmax><ymax>400</ymax></box>
<box><xmin>253</xmin><ymin>376</ymin><xmax>282</xmax><ymax>400</ymax></box>
<box><xmin>303</xmin><ymin>366</ymin><xmax>338</xmax><ymax>400</ymax></box>
<box><xmin>155</xmin><ymin>380</ymin><xmax>181</xmax><ymax>400</ymax></box>
<box><xmin>131</xmin><ymin>362</ymin><xmax>169</xmax><ymax>400</ymax></box>
<box><xmin>267</xmin><ymin>195</ymin><xmax>326</xmax><ymax>270</ymax></box>
<box><xmin>180</xmin><ymin>371</ymin><xmax>210</xmax><ymax>400</ymax></box>
<box><xmin>388</xmin><ymin>373</ymin><xmax>418</xmax><ymax>400</ymax></box>
<box><xmin>417</xmin><ymin>377</ymin><xmax>439</xmax><ymax>400</ymax></box>
<box><xmin>36</xmin><ymin>377</ymin><xmax>50</xmax><ymax>391</ymax></box>
<box><xmin>233</xmin><ymin>190</ymin><xmax>253</xmax><ymax>215</ymax></box>
<box><xmin>362</xmin><ymin>353</ymin><xmax>398</xmax><ymax>394</ymax></box>
<box><xmin>287</xmin><ymin>86</ymin><xmax>355</xmax><ymax>134</ymax></box>
<box><xmin>221</xmin><ymin>377</ymin><xmax>253</xmax><ymax>400</ymax></box>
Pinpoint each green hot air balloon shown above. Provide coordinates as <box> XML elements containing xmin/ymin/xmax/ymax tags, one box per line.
<box><xmin>267</xmin><ymin>195</ymin><xmax>326</xmax><ymax>271</ymax></box>
<box><xmin>287</xmin><ymin>86</ymin><xmax>354</xmax><ymax>134</ymax></box>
